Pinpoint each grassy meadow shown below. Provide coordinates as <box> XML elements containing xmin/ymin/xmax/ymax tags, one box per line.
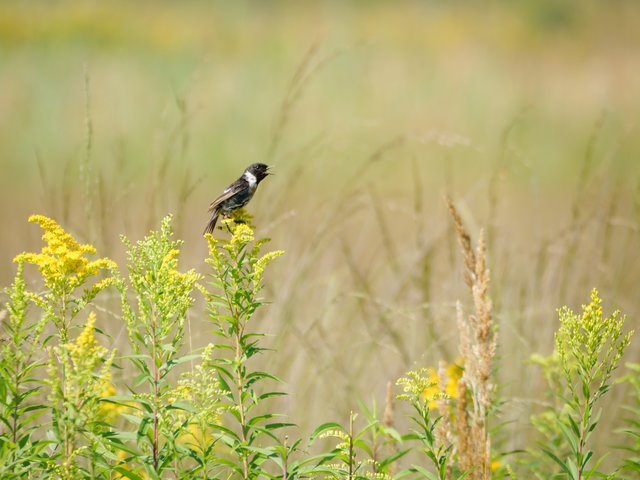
<box><xmin>1</xmin><ymin>1</ymin><xmax>640</xmax><ymax>478</ymax></box>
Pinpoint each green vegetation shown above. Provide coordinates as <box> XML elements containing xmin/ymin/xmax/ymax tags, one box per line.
<box><xmin>0</xmin><ymin>210</ymin><xmax>636</xmax><ymax>478</ymax></box>
<box><xmin>531</xmin><ymin>290</ymin><xmax>633</xmax><ymax>479</ymax></box>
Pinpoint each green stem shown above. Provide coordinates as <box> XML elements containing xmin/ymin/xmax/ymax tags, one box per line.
<box><xmin>151</xmin><ymin>309</ymin><xmax>160</xmax><ymax>472</ymax></box>
<box><xmin>234</xmin><ymin>317</ymin><xmax>249</xmax><ymax>479</ymax></box>
<box><xmin>348</xmin><ymin>412</ymin><xmax>354</xmax><ymax>479</ymax></box>
<box><xmin>225</xmin><ymin>267</ymin><xmax>249</xmax><ymax>479</ymax></box>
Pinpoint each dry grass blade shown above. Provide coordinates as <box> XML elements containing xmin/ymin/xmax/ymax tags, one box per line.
<box><xmin>82</xmin><ymin>63</ymin><xmax>94</xmax><ymax>240</ymax></box>
<box><xmin>340</xmin><ymin>238</ymin><xmax>411</xmax><ymax>365</ymax></box>
<box><xmin>446</xmin><ymin>196</ymin><xmax>476</xmax><ymax>288</ymax></box>
<box><xmin>267</xmin><ymin>40</ymin><xmax>337</xmax><ymax>163</ymax></box>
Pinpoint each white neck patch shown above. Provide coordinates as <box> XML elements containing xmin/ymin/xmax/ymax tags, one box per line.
<box><xmin>244</xmin><ymin>170</ymin><xmax>257</xmax><ymax>187</ymax></box>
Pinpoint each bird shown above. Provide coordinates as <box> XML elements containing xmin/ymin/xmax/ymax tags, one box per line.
<box><xmin>203</xmin><ymin>163</ymin><xmax>272</xmax><ymax>234</ymax></box>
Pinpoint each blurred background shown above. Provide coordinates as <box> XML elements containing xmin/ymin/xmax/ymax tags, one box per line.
<box><xmin>1</xmin><ymin>0</ymin><xmax>640</xmax><ymax>465</ymax></box>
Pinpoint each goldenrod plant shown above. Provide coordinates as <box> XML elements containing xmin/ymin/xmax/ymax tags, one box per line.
<box><xmin>619</xmin><ymin>363</ymin><xmax>640</xmax><ymax>478</ymax></box>
<box><xmin>396</xmin><ymin>369</ymin><xmax>457</xmax><ymax>480</ymax></box>
<box><xmin>528</xmin><ymin>352</ymin><xmax>569</xmax><ymax>479</ymax></box>
<box><xmin>14</xmin><ymin>215</ymin><xmax>116</xmax><ymax>343</ymax></box>
<box><xmin>2</xmin><ymin>216</ymin><xmax>117</xmax><ymax>478</ymax></box>
<box><xmin>533</xmin><ymin>289</ymin><xmax>633</xmax><ymax>479</ymax></box>
<box><xmin>46</xmin><ymin>312</ymin><xmax>116</xmax><ymax>479</ymax></box>
<box><xmin>170</xmin><ymin>343</ymin><xmax>224</xmax><ymax>478</ymax></box>
<box><xmin>357</xmin><ymin>399</ymin><xmax>408</xmax><ymax>478</ymax></box>
<box><xmin>117</xmin><ymin>215</ymin><xmax>200</xmax><ymax>478</ymax></box>
<box><xmin>309</xmin><ymin>407</ymin><xmax>407</xmax><ymax>480</ymax></box>
<box><xmin>0</xmin><ymin>261</ymin><xmax>48</xmax><ymax>477</ymax></box>
<box><xmin>201</xmin><ymin>216</ymin><xmax>285</xmax><ymax>479</ymax></box>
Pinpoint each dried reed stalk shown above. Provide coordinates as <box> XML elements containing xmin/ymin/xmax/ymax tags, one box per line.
<box><xmin>447</xmin><ymin>196</ymin><xmax>496</xmax><ymax>480</ymax></box>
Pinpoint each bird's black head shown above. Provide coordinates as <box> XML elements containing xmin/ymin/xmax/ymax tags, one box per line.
<box><xmin>245</xmin><ymin>163</ymin><xmax>271</xmax><ymax>183</ymax></box>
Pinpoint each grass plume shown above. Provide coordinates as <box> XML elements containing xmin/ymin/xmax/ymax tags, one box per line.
<box><xmin>447</xmin><ymin>196</ymin><xmax>496</xmax><ymax>480</ymax></box>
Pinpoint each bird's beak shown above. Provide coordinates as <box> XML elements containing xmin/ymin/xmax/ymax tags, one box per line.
<box><xmin>266</xmin><ymin>165</ymin><xmax>274</xmax><ymax>175</ymax></box>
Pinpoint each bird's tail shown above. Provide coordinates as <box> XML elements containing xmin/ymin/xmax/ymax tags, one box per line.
<box><xmin>203</xmin><ymin>210</ymin><xmax>219</xmax><ymax>235</ymax></box>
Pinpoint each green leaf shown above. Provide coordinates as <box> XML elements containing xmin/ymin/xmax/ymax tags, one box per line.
<box><xmin>410</xmin><ymin>464</ymin><xmax>439</xmax><ymax>480</ymax></box>
<box><xmin>121</xmin><ymin>413</ymin><xmax>143</xmax><ymax>426</ymax></box>
<box><xmin>354</xmin><ymin>438</ymin><xmax>373</xmax><ymax>457</ymax></box>
<box><xmin>581</xmin><ymin>449</ymin><xmax>593</xmax><ymax>471</ymax></box>
<box><xmin>166</xmin><ymin>401</ymin><xmax>196</xmax><ymax>413</ymax></box>
<box><xmin>257</xmin><ymin>391</ymin><xmax>288</xmax><ymax>401</ymax></box>
<box><xmin>264</xmin><ymin>422</ymin><xmax>295</xmax><ymax>430</ymax></box>
<box><xmin>584</xmin><ymin>453</ymin><xmax>608</xmax><ymax>478</ymax></box>
<box><xmin>567</xmin><ymin>457</ymin><xmax>579</xmax><ymax>480</ymax></box>
<box><xmin>542</xmin><ymin>448</ymin><xmax>573</xmax><ymax>477</ymax></box>
<box><xmin>394</xmin><ymin>468</ymin><xmax>417</xmax><ymax>479</ymax></box>
<box><xmin>557</xmin><ymin>421</ymin><xmax>579</xmax><ymax>454</ymax></box>
<box><xmin>248</xmin><ymin>413</ymin><xmax>276</xmax><ymax>425</ymax></box>
<box><xmin>246</xmin><ymin>370</ymin><xmax>282</xmax><ymax>383</ymax></box>
<box><xmin>378</xmin><ymin>448</ymin><xmax>410</xmax><ymax>468</ymax></box>
<box><xmin>310</xmin><ymin>422</ymin><xmax>344</xmax><ymax>441</ymax></box>
<box><xmin>112</xmin><ymin>466</ymin><xmax>145</xmax><ymax>480</ymax></box>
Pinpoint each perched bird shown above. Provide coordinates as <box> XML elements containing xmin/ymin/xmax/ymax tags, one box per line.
<box><xmin>204</xmin><ymin>163</ymin><xmax>272</xmax><ymax>234</ymax></box>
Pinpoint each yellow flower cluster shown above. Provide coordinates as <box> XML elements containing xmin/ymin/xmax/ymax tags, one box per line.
<box><xmin>59</xmin><ymin>312</ymin><xmax>115</xmax><ymax>399</ymax></box>
<box><xmin>397</xmin><ymin>362</ymin><xmax>463</xmax><ymax>409</ymax></box>
<box><xmin>397</xmin><ymin>368</ymin><xmax>441</xmax><ymax>404</ymax></box>
<box><xmin>319</xmin><ymin>429</ymin><xmax>350</xmax><ymax>441</ymax></box>
<box><xmin>253</xmin><ymin>250</ymin><xmax>284</xmax><ymax>290</ymax></box>
<box><xmin>173</xmin><ymin>343</ymin><xmax>223</xmax><ymax>423</ymax></box>
<box><xmin>422</xmin><ymin>362</ymin><xmax>463</xmax><ymax>409</ymax></box>
<box><xmin>162</xmin><ymin>248</ymin><xmax>180</xmax><ymax>265</ymax></box>
<box><xmin>229</xmin><ymin>222</ymin><xmax>255</xmax><ymax>246</ymax></box>
<box><xmin>66</xmin><ymin>312</ymin><xmax>106</xmax><ymax>361</ymax></box>
<box><xmin>48</xmin><ymin>312</ymin><xmax>117</xmax><ymax>424</ymax></box>
<box><xmin>319</xmin><ymin>429</ymin><xmax>351</xmax><ymax>451</ymax></box>
<box><xmin>14</xmin><ymin>215</ymin><xmax>115</xmax><ymax>293</ymax></box>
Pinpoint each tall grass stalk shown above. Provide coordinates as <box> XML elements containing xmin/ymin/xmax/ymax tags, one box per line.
<box><xmin>447</xmin><ymin>196</ymin><xmax>496</xmax><ymax>480</ymax></box>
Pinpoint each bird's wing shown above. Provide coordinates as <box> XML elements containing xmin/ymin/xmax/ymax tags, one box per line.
<box><xmin>208</xmin><ymin>179</ymin><xmax>245</xmax><ymax>212</ymax></box>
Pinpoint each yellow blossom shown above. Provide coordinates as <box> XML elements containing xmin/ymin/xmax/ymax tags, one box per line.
<box><xmin>421</xmin><ymin>368</ymin><xmax>440</xmax><ymax>408</ymax></box>
<box><xmin>397</xmin><ymin>368</ymin><xmax>442</xmax><ymax>405</ymax></box>
<box><xmin>162</xmin><ymin>248</ymin><xmax>180</xmax><ymax>265</ymax></box>
<box><xmin>47</xmin><ymin>311</ymin><xmax>117</xmax><ymax>453</ymax></box>
<box><xmin>54</xmin><ymin>312</ymin><xmax>116</xmax><ymax>405</ymax></box>
<box><xmin>253</xmin><ymin>250</ymin><xmax>284</xmax><ymax>290</ymax></box>
<box><xmin>66</xmin><ymin>312</ymin><xmax>107</xmax><ymax>363</ymax></box>
<box><xmin>14</xmin><ymin>215</ymin><xmax>116</xmax><ymax>294</ymax></box>
<box><xmin>422</xmin><ymin>361</ymin><xmax>463</xmax><ymax>409</ymax></box>
<box><xmin>230</xmin><ymin>222</ymin><xmax>254</xmax><ymax>246</ymax></box>
<box><xmin>398</xmin><ymin>362</ymin><xmax>463</xmax><ymax>409</ymax></box>
<box><xmin>319</xmin><ymin>429</ymin><xmax>350</xmax><ymax>441</ymax></box>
